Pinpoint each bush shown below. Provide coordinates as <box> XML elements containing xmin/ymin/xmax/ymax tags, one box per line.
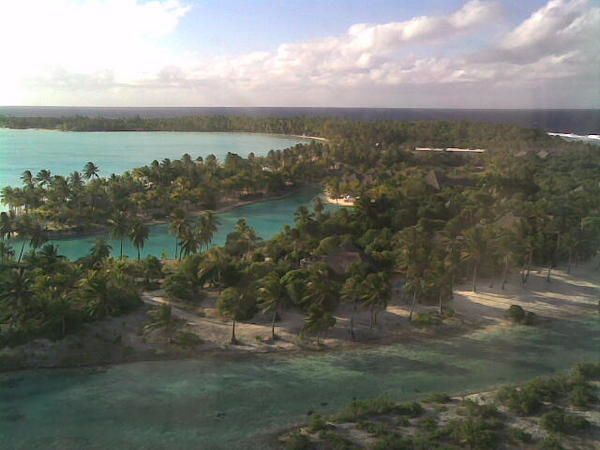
<box><xmin>446</xmin><ymin>417</ymin><xmax>501</xmax><ymax>449</ymax></box>
<box><xmin>317</xmin><ymin>430</ymin><xmax>356</xmax><ymax>449</ymax></box>
<box><xmin>372</xmin><ymin>433</ymin><xmax>414</xmax><ymax>450</ymax></box>
<box><xmin>285</xmin><ymin>432</ymin><xmax>313</xmax><ymax>450</ymax></box>
<box><xmin>569</xmin><ymin>383</ymin><xmax>597</xmax><ymax>407</ymax></box>
<box><xmin>510</xmin><ymin>427</ymin><xmax>533</xmax><ymax>443</ymax></box>
<box><xmin>539</xmin><ymin>434</ymin><xmax>563</xmax><ymax>450</ymax></box>
<box><xmin>393</xmin><ymin>401</ymin><xmax>424</xmax><ymax>417</ymax></box>
<box><xmin>356</xmin><ymin>420</ymin><xmax>390</xmax><ymax>437</ymax></box>
<box><xmin>308</xmin><ymin>414</ymin><xmax>327</xmax><ymax>433</ymax></box>
<box><xmin>506</xmin><ymin>305</ymin><xmax>525</xmax><ymax>322</ymax></box>
<box><xmin>425</xmin><ymin>392</ymin><xmax>452</xmax><ymax>403</ymax></box>
<box><xmin>412</xmin><ymin>312</ymin><xmax>441</xmax><ymax>326</ymax></box>
<box><xmin>540</xmin><ymin>408</ymin><xmax>589</xmax><ymax>434</ymax></box>
<box><xmin>335</xmin><ymin>398</ymin><xmax>397</xmax><ymax>422</ymax></box>
<box><xmin>171</xmin><ymin>331</ymin><xmax>203</xmax><ymax>347</ymax></box>
<box><xmin>459</xmin><ymin>399</ymin><xmax>500</xmax><ymax>419</ymax></box>
<box><xmin>571</xmin><ymin>362</ymin><xmax>600</xmax><ymax>380</ymax></box>
<box><xmin>495</xmin><ymin>386</ymin><xmax>542</xmax><ymax>415</ymax></box>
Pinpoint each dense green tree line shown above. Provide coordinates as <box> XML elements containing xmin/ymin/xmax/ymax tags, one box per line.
<box><xmin>1</xmin><ymin>118</ymin><xmax>599</xmax><ymax>346</ymax></box>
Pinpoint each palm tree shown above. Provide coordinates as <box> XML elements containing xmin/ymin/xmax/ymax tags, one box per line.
<box><xmin>340</xmin><ymin>275</ymin><xmax>362</xmax><ymax>340</ymax></box>
<box><xmin>303</xmin><ymin>304</ymin><xmax>336</xmax><ymax>345</ymax></box>
<box><xmin>89</xmin><ymin>239</ymin><xmax>112</xmax><ymax>266</ymax></box>
<box><xmin>179</xmin><ymin>226</ymin><xmax>201</xmax><ymax>258</ymax></box>
<box><xmin>35</xmin><ymin>169</ymin><xmax>52</xmax><ymax>187</ymax></box>
<box><xmin>129</xmin><ymin>220</ymin><xmax>150</xmax><ymax>261</ymax></box>
<box><xmin>143</xmin><ymin>303</ymin><xmax>176</xmax><ymax>334</ymax></box>
<box><xmin>360</xmin><ymin>272</ymin><xmax>390</xmax><ymax>328</ymax></box>
<box><xmin>169</xmin><ymin>208</ymin><xmax>189</xmax><ymax>260</ymax></box>
<box><xmin>37</xmin><ymin>243</ymin><xmax>64</xmax><ymax>268</ymax></box>
<box><xmin>257</xmin><ymin>272</ymin><xmax>284</xmax><ymax>340</ymax></box>
<box><xmin>108</xmin><ymin>211</ymin><xmax>130</xmax><ymax>259</ymax></box>
<box><xmin>83</xmin><ymin>162</ymin><xmax>100</xmax><ymax>180</ymax></box>
<box><xmin>461</xmin><ymin>225</ymin><xmax>493</xmax><ymax>293</ymax></box>
<box><xmin>79</xmin><ymin>270</ymin><xmax>115</xmax><ymax>319</ymax></box>
<box><xmin>28</xmin><ymin>221</ymin><xmax>48</xmax><ymax>251</ymax></box>
<box><xmin>21</xmin><ymin>170</ymin><xmax>34</xmax><ymax>187</ymax></box>
<box><xmin>198</xmin><ymin>247</ymin><xmax>229</xmax><ymax>288</ymax></box>
<box><xmin>0</xmin><ymin>241</ymin><xmax>15</xmax><ymax>264</ymax></box>
<box><xmin>302</xmin><ymin>264</ymin><xmax>338</xmax><ymax>311</ymax></box>
<box><xmin>199</xmin><ymin>211</ymin><xmax>220</xmax><ymax>251</ymax></box>
<box><xmin>217</xmin><ymin>287</ymin><xmax>245</xmax><ymax>344</ymax></box>
<box><xmin>294</xmin><ymin>206</ymin><xmax>315</xmax><ymax>232</ymax></box>
<box><xmin>405</xmin><ymin>276</ymin><xmax>426</xmax><ymax>322</ymax></box>
<box><xmin>0</xmin><ymin>211</ymin><xmax>15</xmax><ymax>240</ymax></box>
<box><xmin>313</xmin><ymin>196</ymin><xmax>325</xmax><ymax>220</ymax></box>
<box><xmin>0</xmin><ymin>268</ymin><xmax>33</xmax><ymax>330</ymax></box>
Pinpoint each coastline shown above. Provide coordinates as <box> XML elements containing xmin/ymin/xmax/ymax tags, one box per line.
<box><xmin>2</xmin><ymin>262</ymin><xmax>597</xmax><ymax>373</ymax></box>
<box><xmin>35</xmin><ymin>185</ymin><xmax>316</xmax><ymax>242</ymax></box>
<box><xmin>0</xmin><ymin>126</ymin><xmax>328</xmax><ymax>142</ymax></box>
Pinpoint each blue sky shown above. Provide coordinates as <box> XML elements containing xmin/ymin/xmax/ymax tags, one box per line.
<box><xmin>173</xmin><ymin>0</ymin><xmax>549</xmax><ymax>54</ymax></box>
<box><xmin>0</xmin><ymin>0</ymin><xmax>598</xmax><ymax>108</ymax></box>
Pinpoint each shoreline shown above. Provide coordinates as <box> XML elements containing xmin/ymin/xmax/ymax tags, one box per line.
<box><xmin>2</xmin><ymin>262</ymin><xmax>597</xmax><ymax>374</ymax></box>
<box><xmin>0</xmin><ymin>126</ymin><xmax>329</xmax><ymax>142</ymax></box>
<box><xmin>33</xmin><ymin>185</ymin><xmax>317</xmax><ymax>242</ymax></box>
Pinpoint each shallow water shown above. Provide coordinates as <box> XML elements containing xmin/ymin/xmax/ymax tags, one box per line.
<box><xmin>1</xmin><ymin>317</ymin><xmax>598</xmax><ymax>449</ymax></box>
<box><xmin>0</xmin><ymin>129</ymin><xmax>307</xmax><ymax>193</ymax></box>
<box><xmin>31</xmin><ymin>186</ymin><xmax>323</xmax><ymax>260</ymax></box>
<box><xmin>0</xmin><ymin>129</ymin><xmax>314</xmax><ymax>259</ymax></box>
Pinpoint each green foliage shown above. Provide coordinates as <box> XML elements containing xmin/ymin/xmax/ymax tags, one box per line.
<box><xmin>445</xmin><ymin>416</ymin><xmax>502</xmax><ymax>449</ymax></box>
<box><xmin>307</xmin><ymin>414</ymin><xmax>327</xmax><ymax>433</ymax></box>
<box><xmin>412</xmin><ymin>312</ymin><xmax>442</xmax><ymax>327</ymax></box>
<box><xmin>336</xmin><ymin>399</ymin><xmax>423</xmax><ymax>423</ymax></box>
<box><xmin>317</xmin><ymin>430</ymin><xmax>357</xmax><ymax>450</ymax></box>
<box><xmin>171</xmin><ymin>331</ymin><xmax>203</xmax><ymax>347</ymax></box>
<box><xmin>285</xmin><ymin>432</ymin><xmax>314</xmax><ymax>450</ymax></box>
<box><xmin>509</xmin><ymin>427</ymin><xmax>532</xmax><ymax>444</ymax></box>
<box><xmin>540</xmin><ymin>408</ymin><xmax>590</xmax><ymax>435</ymax></box>
<box><xmin>571</xmin><ymin>362</ymin><xmax>600</xmax><ymax>380</ymax></box>
<box><xmin>425</xmin><ymin>393</ymin><xmax>452</xmax><ymax>404</ymax></box>
<box><xmin>506</xmin><ymin>305</ymin><xmax>536</xmax><ymax>325</ymax></box>
<box><xmin>372</xmin><ymin>433</ymin><xmax>414</xmax><ymax>450</ymax></box>
<box><xmin>164</xmin><ymin>254</ymin><xmax>204</xmax><ymax>302</ymax></box>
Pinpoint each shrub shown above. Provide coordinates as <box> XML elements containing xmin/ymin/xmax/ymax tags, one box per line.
<box><xmin>412</xmin><ymin>312</ymin><xmax>441</xmax><ymax>326</ymax></box>
<box><xmin>372</xmin><ymin>433</ymin><xmax>414</xmax><ymax>450</ymax></box>
<box><xmin>510</xmin><ymin>427</ymin><xmax>533</xmax><ymax>443</ymax></box>
<box><xmin>335</xmin><ymin>398</ymin><xmax>397</xmax><ymax>422</ymax></box>
<box><xmin>459</xmin><ymin>399</ymin><xmax>500</xmax><ymax>419</ymax></box>
<box><xmin>285</xmin><ymin>432</ymin><xmax>313</xmax><ymax>450</ymax></box>
<box><xmin>506</xmin><ymin>305</ymin><xmax>525</xmax><ymax>322</ymax></box>
<box><xmin>569</xmin><ymin>383</ymin><xmax>597</xmax><ymax>407</ymax></box>
<box><xmin>393</xmin><ymin>401</ymin><xmax>424</xmax><ymax>417</ymax></box>
<box><xmin>425</xmin><ymin>392</ymin><xmax>452</xmax><ymax>403</ymax></box>
<box><xmin>540</xmin><ymin>408</ymin><xmax>589</xmax><ymax>435</ymax></box>
<box><xmin>308</xmin><ymin>414</ymin><xmax>327</xmax><ymax>433</ymax></box>
<box><xmin>446</xmin><ymin>417</ymin><xmax>501</xmax><ymax>449</ymax></box>
<box><xmin>171</xmin><ymin>331</ymin><xmax>203</xmax><ymax>347</ymax></box>
<box><xmin>317</xmin><ymin>430</ymin><xmax>356</xmax><ymax>449</ymax></box>
<box><xmin>495</xmin><ymin>386</ymin><xmax>542</xmax><ymax>415</ymax></box>
<box><xmin>571</xmin><ymin>362</ymin><xmax>600</xmax><ymax>380</ymax></box>
<box><xmin>357</xmin><ymin>420</ymin><xmax>390</xmax><ymax>437</ymax></box>
<box><xmin>539</xmin><ymin>434</ymin><xmax>563</xmax><ymax>450</ymax></box>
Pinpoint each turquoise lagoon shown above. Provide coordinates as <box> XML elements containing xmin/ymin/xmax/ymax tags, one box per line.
<box><xmin>40</xmin><ymin>187</ymin><xmax>322</xmax><ymax>260</ymax></box>
<box><xmin>1</xmin><ymin>318</ymin><xmax>598</xmax><ymax>449</ymax></box>
<box><xmin>0</xmin><ymin>129</ymin><xmax>313</xmax><ymax>258</ymax></box>
<box><xmin>0</xmin><ymin>129</ymin><xmax>308</xmax><ymax>193</ymax></box>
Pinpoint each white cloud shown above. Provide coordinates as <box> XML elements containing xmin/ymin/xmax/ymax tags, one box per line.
<box><xmin>0</xmin><ymin>0</ymin><xmax>598</xmax><ymax>108</ymax></box>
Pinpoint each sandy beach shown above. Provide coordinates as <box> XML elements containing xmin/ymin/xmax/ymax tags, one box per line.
<box><xmin>2</xmin><ymin>261</ymin><xmax>597</xmax><ymax>372</ymax></box>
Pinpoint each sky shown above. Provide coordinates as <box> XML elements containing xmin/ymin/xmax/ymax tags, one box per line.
<box><xmin>0</xmin><ymin>0</ymin><xmax>598</xmax><ymax>108</ymax></box>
